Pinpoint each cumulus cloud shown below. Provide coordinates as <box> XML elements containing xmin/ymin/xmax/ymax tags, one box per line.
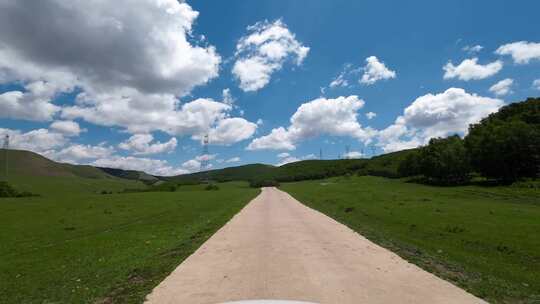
<box><xmin>329</xmin><ymin>64</ymin><xmax>355</xmax><ymax>88</ymax></box>
<box><xmin>360</xmin><ymin>56</ymin><xmax>396</xmax><ymax>85</ymax></box>
<box><xmin>443</xmin><ymin>58</ymin><xmax>503</xmax><ymax>81</ymax></box>
<box><xmin>226</xmin><ymin>157</ymin><xmax>241</xmax><ymax>163</ymax></box>
<box><xmin>232</xmin><ymin>19</ymin><xmax>309</xmax><ymax>92</ymax></box>
<box><xmin>376</xmin><ymin>88</ymin><xmax>504</xmax><ymax>152</ymax></box>
<box><xmin>489</xmin><ymin>78</ymin><xmax>514</xmax><ymax>96</ymax></box>
<box><xmin>248</xmin><ymin>96</ymin><xmax>375</xmax><ymax>151</ymax></box>
<box><xmin>48</xmin><ymin>144</ymin><xmax>114</xmax><ymax>163</ymax></box>
<box><xmin>49</xmin><ymin>120</ymin><xmax>85</xmax><ymax>137</ymax></box>
<box><xmin>0</xmin><ymin>128</ymin><xmax>67</xmax><ymax>153</ymax></box>
<box><xmin>118</xmin><ymin>134</ymin><xmax>177</xmax><ymax>155</ymax></box>
<box><xmin>365</xmin><ymin>112</ymin><xmax>377</xmax><ymax>120</ymax></box>
<box><xmin>276</xmin><ymin>153</ymin><xmax>317</xmax><ymax>166</ymax></box>
<box><xmin>533</xmin><ymin>79</ymin><xmax>540</xmax><ymax>90</ymax></box>
<box><xmin>201</xmin><ymin>118</ymin><xmax>258</xmax><ymax>146</ymax></box>
<box><xmin>63</xmin><ymin>95</ymin><xmax>257</xmax><ymax>144</ymax></box>
<box><xmin>343</xmin><ymin>151</ymin><xmax>364</xmax><ymax>159</ymax></box>
<box><xmin>495</xmin><ymin>41</ymin><xmax>540</xmax><ymax>64</ymax></box>
<box><xmin>0</xmin><ymin>86</ymin><xmax>61</xmax><ymax>121</ymax></box>
<box><xmin>0</xmin><ymin>0</ymin><xmax>256</xmax><ymax>144</ymax></box>
<box><xmin>92</xmin><ymin>156</ymin><xmax>188</xmax><ymax>176</ymax></box>
<box><xmin>462</xmin><ymin>45</ymin><xmax>483</xmax><ymax>54</ymax></box>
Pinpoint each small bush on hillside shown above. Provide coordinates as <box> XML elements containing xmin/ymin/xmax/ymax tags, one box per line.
<box><xmin>204</xmin><ymin>184</ymin><xmax>219</xmax><ymax>191</ymax></box>
<box><xmin>0</xmin><ymin>181</ymin><xmax>38</xmax><ymax>198</ymax></box>
<box><xmin>249</xmin><ymin>179</ymin><xmax>280</xmax><ymax>188</ymax></box>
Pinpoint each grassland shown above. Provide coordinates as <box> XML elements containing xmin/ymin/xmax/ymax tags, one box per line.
<box><xmin>281</xmin><ymin>176</ymin><xmax>540</xmax><ymax>303</ymax></box>
<box><xmin>0</xmin><ymin>181</ymin><xmax>259</xmax><ymax>304</ymax></box>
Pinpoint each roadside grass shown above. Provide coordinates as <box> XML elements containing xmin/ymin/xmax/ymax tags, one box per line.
<box><xmin>0</xmin><ymin>181</ymin><xmax>259</xmax><ymax>304</ymax></box>
<box><xmin>280</xmin><ymin>176</ymin><xmax>540</xmax><ymax>303</ymax></box>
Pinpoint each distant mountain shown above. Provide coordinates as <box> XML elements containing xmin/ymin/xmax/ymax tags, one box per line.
<box><xmin>0</xmin><ymin>147</ymin><xmax>418</xmax><ymax>189</ymax></box>
<box><xmin>167</xmin><ymin>149</ymin><xmax>418</xmax><ymax>184</ymax></box>
<box><xmin>0</xmin><ymin>149</ymin><xmax>157</xmax><ymax>183</ymax></box>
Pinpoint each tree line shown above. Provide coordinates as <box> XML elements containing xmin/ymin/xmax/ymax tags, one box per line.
<box><xmin>398</xmin><ymin>97</ymin><xmax>539</xmax><ymax>185</ymax></box>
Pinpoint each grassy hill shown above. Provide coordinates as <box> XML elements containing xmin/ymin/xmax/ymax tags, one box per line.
<box><xmin>165</xmin><ymin>163</ymin><xmax>276</xmax><ymax>184</ymax></box>
<box><xmin>0</xmin><ymin>149</ymin><xmax>145</xmax><ymax>195</ymax></box>
<box><xmin>168</xmin><ymin>148</ymin><xmax>418</xmax><ymax>184</ymax></box>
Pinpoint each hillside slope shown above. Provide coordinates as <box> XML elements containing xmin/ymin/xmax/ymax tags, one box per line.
<box><xmin>0</xmin><ymin>149</ymin><xmax>111</xmax><ymax>179</ymax></box>
<box><xmin>0</xmin><ymin>149</ymin><xmax>145</xmax><ymax>195</ymax></box>
<box><xmin>168</xmin><ymin>149</ymin><xmax>418</xmax><ymax>184</ymax></box>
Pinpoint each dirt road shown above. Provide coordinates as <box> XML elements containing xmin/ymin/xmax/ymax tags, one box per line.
<box><xmin>145</xmin><ymin>187</ymin><xmax>486</xmax><ymax>304</ymax></box>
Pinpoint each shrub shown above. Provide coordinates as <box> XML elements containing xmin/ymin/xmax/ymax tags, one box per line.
<box><xmin>0</xmin><ymin>181</ymin><xmax>38</xmax><ymax>198</ymax></box>
<box><xmin>249</xmin><ymin>179</ymin><xmax>280</xmax><ymax>188</ymax></box>
<box><xmin>204</xmin><ymin>184</ymin><xmax>219</xmax><ymax>191</ymax></box>
<box><xmin>418</xmin><ymin>135</ymin><xmax>472</xmax><ymax>185</ymax></box>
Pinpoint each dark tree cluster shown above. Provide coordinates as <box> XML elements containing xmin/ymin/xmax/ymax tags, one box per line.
<box><xmin>398</xmin><ymin>97</ymin><xmax>540</xmax><ymax>184</ymax></box>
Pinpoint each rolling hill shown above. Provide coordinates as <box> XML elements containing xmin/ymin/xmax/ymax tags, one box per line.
<box><xmin>167</xmin><ymin>148</ymin><xmax>418</xmax><ymax>184</ymax></box>
<box><xmin>0</xmin><ymin>149</ymin><xmax>147</xmax><ymax>195</ymax></box>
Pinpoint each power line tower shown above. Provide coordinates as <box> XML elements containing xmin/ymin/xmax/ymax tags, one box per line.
<box><xmin>345</xmin><ymin>145</ymin><xmax>350</xmax><ymax>159</ymax></box>
<box><xmin>200</xmin><ymin>134</ymin><xmax>210</xmax><ymax>172</ymax></box>
<box><xmin>3</xmin><ymin>134</ymin><xmax>9</xmax><ymax>181</ymax></box>
<box><xmin>370</xmin><ymin>145</ymin><xmax>376</xmax><ymax>157</ymax></box>
<box><xmin>319</xmin><ymin>148</ymin><xmax>323</xmax><ymax>160</ymax></box>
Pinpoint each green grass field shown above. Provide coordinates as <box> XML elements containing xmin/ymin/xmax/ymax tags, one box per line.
<box><xmin>281</xmin><ymin>176</ymin><xmax>540</xmax><ymax>303</ymax></box>
<box><xmin>0</xmin><ymin>180</ymin><xmax>259</xmax><ymax>304</ymax></box>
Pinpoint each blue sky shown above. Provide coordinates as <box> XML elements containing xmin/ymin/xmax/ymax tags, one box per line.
<box><xmin>0</xmin><ymin>0</ymin><xmax>539</xmax><ymax>175</ymax></box>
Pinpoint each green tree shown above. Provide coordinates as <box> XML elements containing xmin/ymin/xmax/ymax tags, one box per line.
<box><xmin>465</xmin><ymin>98</ymin><xmax>540</xmax><ymax>182</ymax></box>
<box><xmin>418</xmin><ymin>135</ymin><xmax>471</xmax><ymax>185</ymax></box>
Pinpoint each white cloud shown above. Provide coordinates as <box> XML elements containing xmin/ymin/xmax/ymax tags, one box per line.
<box><xmin>495</xmin><ymin>41</ymin><xmax>540</xmax><ymax>64</ymax></box>
<box><xmin>199</xmin><ymin>117</ymin><xmax>258</xmax><ymax>146</ymax></box>
<box><xmin>222</xmin><ymin>88</ymin><xmax>235</xmax><ymax>105</ymax></box>
<box><xmin>489</xmin><ymin>78</ymin><xmax>514</xmax><ymax>96</ymax></box>
<box><xmin>92</xmin><ymin>156</ymin><xmax>188</xmax><ymax>176</ymax></box>
<box><xmin>343</xmin><ymin>151</ymin><xmax>364</xmax><ymax>159</ymax></box>
<box><xmin>0</xmin><ymin>88</ymin><xmax>61</xmax><ymax>121</ymax></box>
<box><xmin>181</xmin><ymin>159</ymin><xmax>201</xmax><ymax>172</ymax></box>
<box><xmin>196</xmin><ymin>154</ymin><xmax>217</xmax><ymax>162</ymax></box>
<box><xmin>248</xmin><ymin>96</ymin><xmax>375</xmax><ymax>151</ymax></box>
<box><xmin>0</xmin><ymin>128</ymin><xmax>67</xmax><ymax>153</ymax></box>
<box><xmin>49</xmin><ymin>144</ymin><xmax>114</xmax><ymax>163</ymax></box>
<box><xmin>50</xmin><ymin>120</ymin><xmax>85</xmax><ymax>137</ymax></box>
<box><xmin>329</xmin><ymin>66</ymin><xmax>352</xmax><ymax>88</ymax></box>
<box><xmin>247</xmin><ymin>127</ymin><xmax>296</xmax><ymax>151</ymax></box>
<box><xmin>225</xmin><ymin>157</ymin><xmax>241</xmax><ymax>163</ymax></box>
<box><xmin>275</xmin><ymin>153</ymin><xmax>316</xmax><ymax>166</ymax></box>
<box><xmin>360</xmin><ymin>56</ymin><xmax>396</xmax><ymax>85</ymax></box>
<box><xmin>462</xmin><ymin>45</ymin><xmax>483</xmax><ymax>53</ymax></box>
<box><xmin>232</xmin><ymin>19</ymin><xmax>309</xmax><ymax>92</ymax></box>
<box><xmin>277</xmin><ymin>152</ymin><xmax>290</xmax><ymax>158</ymax></box>
<box><xmin>0</xmin><ymin>0</ymin><xmax>242</xmax><ymax>142</ymax></box>
<box><xmin>365</xmin><ymin>112</ymin><xmax>377</xmax><ymax>120</ymax></box>
<box><xmin>376</xmin><ymin>88</ymin><xmax>504</xmax><ymax>152</ymax></box>
<box><xmin>118</xmin><ymin>134</ymin><xmax>177</xmax><ymax>155</ymax></box>
<box><xmin>533</xmin><ymin>79</ymin><xmax>540</xmax><ymax>90</ymax></box>
<box><xmin>443</xmin><ymin>58</ymin><xmax>503</xmax><ymax>81</ymax></box>
<box><xmin>62</xmin><ymin>95</ymin><xmax>257</xmax><ymax>144</ymax></box>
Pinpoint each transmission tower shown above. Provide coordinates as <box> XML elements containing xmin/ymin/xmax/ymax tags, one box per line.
<box><xmin>200</xmin><ymin>134</ymin><xmax>210</xmax><ymax>172</ymax></box>
<box><xmin>319</xmin><ymin>148</ymin><xmax>323</xmax><ymax>160</ymax></box>
<box><xmin>370</xmin><ymin>145</ymin><xmax>376</xmax><ymax>157</ymax></box>
<box><xmin>345</xmin><ymin>145</ymin><xmax>350</xmax><ymax>159</ymax></box>
<box><xmin>3</xmin><ymin>134</ymin><xmax>9</xmax><ymax>181</ymax></box>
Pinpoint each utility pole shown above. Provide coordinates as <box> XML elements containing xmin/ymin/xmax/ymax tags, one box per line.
<box><xmin>3</xmin><ymin>134</ymin><xmax>9</xmax><ymax>181</ymax></box>
<box><xmin>200</xmin><ymin>134</ymin><xmax>210</xmax><ymax>183</ymax></box>
<box><xmin>319</xmin><ymin>148</ymin><xmax>323</xmax><ymax>160</ymax></box>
